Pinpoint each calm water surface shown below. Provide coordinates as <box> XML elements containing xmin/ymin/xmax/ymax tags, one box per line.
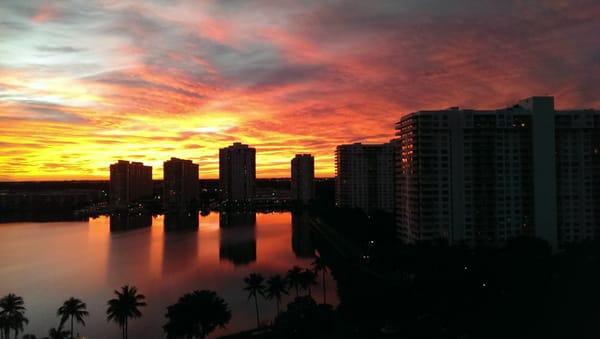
<box><xmin>0</xmin><ymin>211</ymin><xmax>337</xmax><ymax>338</ymax></box>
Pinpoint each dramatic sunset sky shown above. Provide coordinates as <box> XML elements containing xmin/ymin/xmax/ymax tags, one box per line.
<box><xmin>0</xmin><ymin>0</ymin><xmax>598</xmax><ymax>180</ymax></box>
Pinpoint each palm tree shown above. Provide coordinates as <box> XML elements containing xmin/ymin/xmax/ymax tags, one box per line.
<box><xmin>0</xmin><ymin>294</ymin><xmax>28</xmax><ymax>339</ymax></box>
<box><xmin>243</xmin><ymin>273</ymin><xmax>265</xmax><ymax>328</ymax></box>
<box><xmin>311</xmin><ymin>256</ymin><xmax>329</xmax><ymax>304</ymax></box>
<box><xmin>299</xmin><ymin>269</ymin><xmax>317</xmax><ymax>296</ymax></box>
<box><xmin>286</xmin><ymin>266</ymin><xmax>303</xmax><ymax>297</ymax></box>
<box><xmin>57</xmin><ymin>297</ymin><xmax>89</xmax><ymax>339</ymax></box>
<box><xmin>11</xmin><ymin>312</ymin><xmax>28</xmax><ymax>339</ymax></box>
<box><xmin>163</xmin><ymin>290</ymin><xmax>231</xmax><ymax>339</ymax></box>
<box><xmin>0</xmin><ymin>314</ymin><xmax>6</xmax><ymax>339</ymax></box>
<box><xmin>0</xmin><ymin>315</ymin><xmax>5</xmax><ymax>339</ymax></box>
<box><xmin>265</xmin><ymin>275</ymin><xmax>288</xmax><ymax>316</ymax></box>
<box><xmin>106</xmin><ymin>285</ymin><xmax>147</xmax><ymax>339</ymax></box>
<box><xmin>43</xmin><ymin>327</ymin><xmax>70</xmax><ymax>339</ymax></box>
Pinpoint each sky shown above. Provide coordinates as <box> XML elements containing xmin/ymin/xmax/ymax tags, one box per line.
<box><xmin>0</xmin><ymin>0</ymin><xmax>598</xmax><ymax>180</ymax></box>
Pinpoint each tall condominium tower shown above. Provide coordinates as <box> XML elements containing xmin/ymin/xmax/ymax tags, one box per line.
<box><xmin>291</xmin><ymin>154</ymin><xmax>315</xmax><ymax>204</ymax></box>
<box><xmin>396</xmin><ymin>96</ymin><xmax>600</xmax><ymax>248</ymax></box>
<box><xmin>335</xmin><ymin>142</ymin><xmax>395</xmax><ymax>213</ymax></box>
<box><xmin>219</xmin><ymin>142</ymin><xmax>256</xmax><ymax>202</ymax></box>
<box><xmin>163</xmin><ymin>157</ymin><xmax>199</xmax><ymax>210</ymax></box>
<box><xmin>109</xmin><ymin>160</ymin><xmax>152</xmax><ymax>206</ymax></box>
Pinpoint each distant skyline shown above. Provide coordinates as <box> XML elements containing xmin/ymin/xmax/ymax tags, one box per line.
<box><xmin>1</xmin><ymin>0</ymin><xmax>599</xmax><ymax>180</ymax></box>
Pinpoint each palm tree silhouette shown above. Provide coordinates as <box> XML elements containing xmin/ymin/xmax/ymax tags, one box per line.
<box><xmin>243</xmin><ymin>273</ymin><xmax>265</xmax><ymax>328</ymax></box>
<box><xmin>43</xmin><ymin>327</ymin><xmax>70</xmax><ymax>339</ymax></box>
<box><xmin>57</xmin><ymin>297</ymin><xmax>89</xmax><ymax>339</ymax></box>
<box><xmin>106</xmin><ymin>285</ymin><xmax>147</xmax><ymax>339</ymax></box>
<box><xmin>0</xmin><ymin>293</ymin><xmax>28</xmax><ymax>339</ymax></box>
<box><xmin>299</xmin><ymin>269</ymin><xmax>318</xmax><ymax>296</ymax></box>
<box><xmin>286</xmin><ymin>266</ymin><xmax>303</xmax><ymax>297</ymax></box>
<box><xmin>163</xmin><ymin>290</ymin><xmax>232</xmax><ymax>339</ymax></box>
<box><xmin>311</xmin><ymin>256</ymin><xmax>329</xmax><ymax>304</ymax></box>
<box><xmin>265</xmin><ymin>275</ymin><xmax>289</xmax><ymax>315</ymax></box>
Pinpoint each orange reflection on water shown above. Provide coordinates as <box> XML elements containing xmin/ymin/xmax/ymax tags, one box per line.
<box><xmin>256</xmin><ymin>212</ymin><xmax>294</xmax><ymax>270</ymax></box>
<box><xmin>87</xmin><ymin>216</ymin><xmax>111</xmax><ymax>284</ymax></box>
<box><xmin>197</xmin><ymin>213</ymin><xmax>221</xmax><ymax>269</ymax></box>
<box><xmin>149</xmin><ymin>215</ymin><xmax>164</xmax><ymax>278</ymax></box>
<box><xmin>0</xmin><ymin>212</ymin><xmax>336</xmax><ymax>338</ymax></box>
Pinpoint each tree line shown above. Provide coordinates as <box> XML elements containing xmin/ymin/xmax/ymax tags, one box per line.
<box><xmin>1</xmin><ymin>257</ymin><xmax>329</xmax><ymax>339</ymax></box>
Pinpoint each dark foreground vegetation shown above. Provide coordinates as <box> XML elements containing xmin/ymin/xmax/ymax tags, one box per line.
<box><xmin>2</xmin><ymin>205</ymin><xmax>599</xmax><ymax>339</ymax></box>
<box><xmin>301</xmin><ymin>207</ymin><xmax>600</xmax><ymax>339</ymax></box>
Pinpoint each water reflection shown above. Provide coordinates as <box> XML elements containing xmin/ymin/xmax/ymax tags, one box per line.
<box><xmin>292</xmin><ymin>211</ymin><xmax>315</xmax><ymax>258</ymax></box>
<box><xmin>219</xmin><ymin>210</ymin><xmax>257</xmax><ymax>266</ymax></box>
<box><xmin>0</xmin><ymin>211</ymin><xmax>338</xmax><ymax>339</ymax></box>
<box><xmin>163</xmin><ymin>216</ymin><xmax>200</xmax><ymax>277</ymax></box>
<box><xmin>164</xmin><ymin>211</ymin><xmax>199</xmax><ymax>230</ymax></box>
<box><xmin>109</xmin><ymin>212</ymin><xmax>152</xmax><ymax>231</ymax></box>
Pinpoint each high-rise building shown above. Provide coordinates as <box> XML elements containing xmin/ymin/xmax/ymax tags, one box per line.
<box><xmin>395</xmin><ymin>96</ymin><xmax>600</xmax><ymax>248</ymax></box>
<box><xmin>109</xmin><ymin>160</ymin><xmax>152</xmax><ymax>206</ymax></box>
<box><xmin>335</xmin><ymin>142</ymin><xmax>395</xmax><ymax>213</ymax></box>
<box><xmin>219</xmin><ymin>142</ymin><xmax>256</xmax><ymax>202</ymax></box>
<box><xmin>163</xmin><ymin>157</ymin><xmax>199</xmax><ymax>210</ymax></box>
<box><xmin>291</xmin><ymin>154</ymin><xmax>315</xmax><ymax>204</ymax></box>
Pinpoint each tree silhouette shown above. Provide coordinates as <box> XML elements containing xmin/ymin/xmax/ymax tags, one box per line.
<box><xmin>0</xmin><ymin>294</ymin><xmax>28</xmax><ymax>339</ymax></box>
<box><xmin>106</xmin><ymin>285</ymin><xmax>146</xmax><ymax>339</ymax></box>
<box><xmin>272</xmin><ymin>296</ymin><xmax>336</xmax><ymax>339</ymax></box>
<box><xmin>286</xmin><ymin>266</ymin><xmax>303</xmax><ymax>297</ymax></box>
<box><xmin>43</xmin><ymin>327</ymin><xmax>70</xmax><ymax>339</ymax></box>
<box><xmin>0</xmin><ymin>314</ymin><xmax>9</xmax><ymax>339</ymax></box>
<box><xmin>243</xmin><ymin>273</ymin><xmax>266</xmax><ymax>328</ymax></box>
<box><xmin>265</xmin><ymin>275</ymin><xmax>289</xmax><ymax>315</ymax></box>
<box><xmin>57</xmin><ymin>297</ymin><xmax>89</xmax><ymax>339</ymax></box>
<box><xmin>163</xmin><ymin>290</ymin><xmax>231</xmax><ymax>339</ymax></box>
<box><xmin>299</xmin><ymin>269</ymin><xmax>318</xmax><ymax>296</ymax></box>
<box><xmin>311</xmin><ymin>256</ymin><xmax>329</xmax><ymax>304</ymax></box>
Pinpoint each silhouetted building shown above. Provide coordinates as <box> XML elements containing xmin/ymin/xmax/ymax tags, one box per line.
<box><xmin>291</xmin><ymin>154</ymin><xmax>315</xmax><ymax>204</ymax></box>
<box><xmin>219</xmin><ymin>211</ymin><xmax>257</xmax><ymax>266</ymax></box>
<box><xmin>109</xmin><ymin>160</ymin><xmax>152</xmax><ymax>206</ymax></box>
<box><xmin>0</xmin><ymin>189</ymin><xmax>102</xmax><ymax>211</ymax></box>
<box><xmin>396</xmin><ymin>96</ymin><xmax>600</xmax><ymax>248</ymax></box>
<box><xmin>163</xmin><ymin>157</ymin><xmax>199</xmax><ymax>210</ymax></box>
<box><xmin>335</xmin><ymin>143</ymin><xmax>395</xmax><ymax>213</ymax></box>
<box><xmin>219</xmin><ymin>142</ymin><xmax>256</xmax><ymax>202</ymax></box>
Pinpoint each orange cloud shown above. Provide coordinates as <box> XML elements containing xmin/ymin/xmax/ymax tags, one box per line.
<box><xmin>0</xmin><ymin>0</ymin><xmax>598</xmax><ymax>180</ymax></box>
<box><xmin>32</xmin><ymin>4</ymin><xmax>57</xmax><ymax>23</ymax></box>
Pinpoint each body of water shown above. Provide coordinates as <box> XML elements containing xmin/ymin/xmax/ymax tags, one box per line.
<box><xmin>0</xmin><ymin>211</ymin><xmax>337</xmax><ymax>338</ymax></box>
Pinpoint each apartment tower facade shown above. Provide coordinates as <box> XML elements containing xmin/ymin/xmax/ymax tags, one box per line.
<box><xmin>163</xmin><ymin>157</ymin><xmax>199</xmax><ymax>210</ymax></box>
<box><xmin>335</xmin><ymin>142</ymin><xmax>395</xmax><ymax>213</ymax></box>
<box><xmin>291</xmin><ymin>154</ymin><xmax>315</xmax><ymax>204</ymax></box>
<box><xmin>219</xmin><ymin>142</ymin><xmax>256</xmax><ymax>202</ymax></box>
<box><xmin>396</xmin><ymin>97</ymin><xmax>600</xmax><ymax>248</ymax></box>
<box><xmin>109</xmin><ymin>160</ymin><xmax>153</xmax><ymax>206</ymax></box>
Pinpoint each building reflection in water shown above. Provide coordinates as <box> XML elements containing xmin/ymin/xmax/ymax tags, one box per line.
<box><xmin>109</xmin><ymin>212</ymin><xmax>152</xmax><ymax>231</ymax></box>
<box><xmin>291</xmin><ymin>211</ymin><xmax>315</xmax><ymax>258</ymax></box>
<box><xmin>106</xmin><ymin>213</ymin><xmax>153</xmax><ymax>286</ymax></box>
<box><xmin>219</xmin><ymin>210</ymin><xmax>257</xmax><ymax>266</ymax></box>
<box><xmin>163</xmin><ymin>212</ymin><xmax>200</xmax><ymax>276</ymax></box>
<box><xmin>164</xmin><ymin>210</ymin><xmax>200</xmax><ymax>230</ymax></box>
